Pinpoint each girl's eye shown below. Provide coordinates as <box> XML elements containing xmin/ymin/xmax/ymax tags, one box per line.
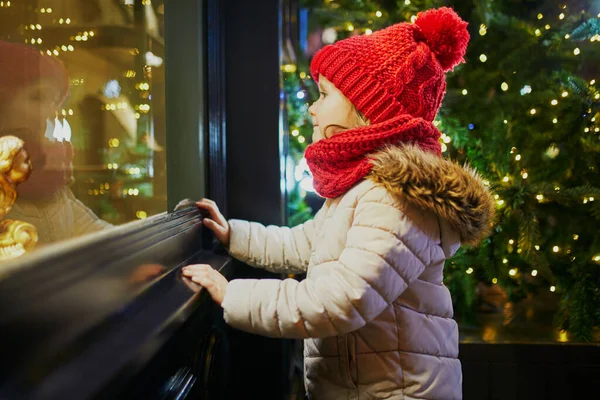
<box><xmin>319</xmin><ymin>91</ymin><xmax>327</xmax><ymax>98</ymax></box>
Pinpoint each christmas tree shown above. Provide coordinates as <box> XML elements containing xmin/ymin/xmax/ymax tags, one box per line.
<box><xmin>282</xmin><ymin>0</ymin><xmax>600</xmax><ymax>341</ymax></box>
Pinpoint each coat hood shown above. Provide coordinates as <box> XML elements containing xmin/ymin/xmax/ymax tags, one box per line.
<box><xmin>367</xmin><ymin>144</ymin><xmax>496</xmax><ymax>247</ymax></box>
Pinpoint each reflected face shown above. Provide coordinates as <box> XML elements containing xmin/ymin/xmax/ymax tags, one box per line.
<box><xmin>308</xmin><ymin>75</ymin><xmax>361</xmax><ymax>143</ymax></box>
<box><xmin>0</xmin><ymin>80</ymin><xmax>61</xmax><ymax>141</ymax></box>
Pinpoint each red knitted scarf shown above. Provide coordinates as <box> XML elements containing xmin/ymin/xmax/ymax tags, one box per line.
<box><xmin>304</xmin><ymin>114</ymin><xmax>442</xmax><ymax>198</ymax></box>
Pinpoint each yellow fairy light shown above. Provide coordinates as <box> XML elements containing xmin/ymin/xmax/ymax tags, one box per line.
<box><xmin>479</xmin><ymin>24</ymin><xmax>487</xmax><ymax>36</ymax></box>
<box><xmin>410</xmin><ymin>15</ymin><xmax>417</xmax><ymax>23</ymax></box>
<box><xmin>482</xmin><ymin>179</ymin><xmax>490</xmax><ymax>186</ymax></box>
<box><xmin>136</xmin><ymin>211</ymin><xmax>148</xmax><ymax>219</ymax></box>
<box><xmin>594</xmin><ymin>255</ymin><xmax>600</xmax><ymax>262</ymax></box>
<box><xmin>553</xmin><ymin>246</ymin><xmax>560</xmax><ymax>252</ymax></box>
<box><xmin>441</xmin><ymin>143</ymin><xmax>448</xmax><ymax>153</ymax></box>
<box><xmin>530</xmin><ymin>109</ymin><xmax>536</xmax><ymax>115</ymax></box>
<box><xmin>405</xmin><ymin>0</ymin><xmax>411</xmax><ymax>4</ymax></box>
<box><xmin>553</xmin><ymin>118</ymin><xmax>558</xmax><ymax>124</ymax></box>
<box><xmin>346</xmin><ymin>23</ymin><xmax>354</xmax><ymax>32</ymax></box>
<box><xmin>590</xmin><ymin>197</ymin><xmax>595</xmax><ymax>202</ymax></box>
<box><xmin>535</xmin><ymin>245</ymin><xmax>540</xmax><ymax>250</ymax></box>
<box><xmin>503</xmin><ymin>258</ymin><xmax>508</xmax><ymax>264</ymax></box>
<box><xmin>365</xmin><ymin>29</ymin><xmax>372</xmax><ymax>35</ymax></box>
<box><xmin>501</xmin><ymin>82</ymin><xmax>509</xmax><ymax>91</ymax></box>
<box><xmin>535</xmin><ymin>29</ymin><xmax>541</xmax><ymax>36</ymax></box>
<box><xmin>503</xmin><ymin>176</ymin><xmax>509</xmax><ymax>182</ymax></box>
<box><xmin>596</xmin><ymin>127</ymin><xmax>600</xmax><ymax>132</ymax></box>
<box><xmin>66</xmin><ymin>18</ymin><xmax>71</xmax><ymax>24</ymax></box>
<box><xmin>515</xmin><ymin>154</ymin><xmax>521</xmax><ymax>161</ymax></box>
<box><xmin>298</xmin><ymin>136</ymin><xmax>306</xmax><ymax>143</ymax></box>
<box><xmin>558</xmin><ymin>330</ymin><xmax>568</xmax><ymax>343</ymax></box>
<box><xmin>565</xmin><ymin>34</ymin><xmax>570</xmax><ymax>39</ymax></box>
<box><xmin>531</xmin><ymin>269</ymin><xmax>538</xmax><ymax>277</ymax></box>
<box><xmin>497</xmin><ymin>199</ymin><xmax>505</xmax><ymax>206</ymax></box>
<box><xmin>504</xmin><ymin>120</ymin><xmax>508</xmax><ymax>124</ymax></box>
<box><xmin>559</xmin><ymin>13</ymin><xmax>565</xmax><ymax>20</ymax></box>
<box><xmin>536</xmin><ymin>194</ymin><xmax>544</xmax><ymax>201</ymax></box>
<box><xmin>583</xmin><ymin>197</ymin><xmax>588</xmax><ymax>204</ymax></box>
<box><xmin>574</xmin><ymin>48</ymin><xmax>580</xmax><ymax>55</ymax></box>
<box><xmin>492</xmin><ymin>278</ymin><xmax>498</xmax><ymax>284</ymax></box>
<box><xmin>550</xmin><ymin>286</ymin><xmax>556</xmax><ymax>292</ymax></box>
<box><xmin>291</xmin><ymin>129</ymin><xmax>299</xmax><ymax>137</ymax></box>
<box><xmin>479</xmin><ymin>54</ymin><xmax>488</xmax><ymax>62</ymax></box>
<box><xmin>551</xmin><ymin>99</ymin><xmax>558</xmax><ymax>105</ymax></box>
<box><xmin>522</xmin><ymin>171</ymin><xmax>528</xmax><ymax>179</ymax></box>
<box><xmin>509</xmin><ymin>239</ymin><xmax>515</xmax><ymax>245</ymax></box>
<box><xmin>555</xmin><ymin>186</ymin><xmax>560</xmax><ymax>191</ymax></box>
<box><xmin>573</xmin><ymin>234</ymin><xmax>579</xmax><ymax>240</ymax></box>
<box><xmin>537</xmin><ymin>13</ymin><xmax>543</xmax><ymax>19</ymax></box>
<box><xmin>545</xmin><ymin>24</ymin><xmax>550</xmax><ymax>30</ymax></box>
<box><xmin>494</xmin><ymin>194</ymin><xmax>500</xmax><ymax>200</ymax></box>
<box><xmin>376</xmin><ymin>11</ymin><xmax>382</xmax><ymax>17</ymax></box>
<box><xmin>462</xmin><ymin>89</ymin><xmax>468</xmax><ymax>95</ymax></box>
<box><xmin>509</xmin><ymin>269</ymin><xmax>517</xmax><ymax>276</ymax></box>
<box><xmin>561</xmin><ymin>91</ymin><xmax>568</xmax><ymax>97</ymax></box>
<box><xmin>466</xmin><ymin>268</ymin><xmax>473</xmax><ymax>274</ymax></box>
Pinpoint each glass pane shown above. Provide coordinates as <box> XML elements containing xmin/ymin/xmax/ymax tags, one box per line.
<box><xmin>0</xmin><ymin>0</ymin><xmax>166</xmax><ymax>259</ymax></box>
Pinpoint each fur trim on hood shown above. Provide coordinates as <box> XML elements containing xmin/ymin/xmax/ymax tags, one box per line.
<box><xmin>367</xmin><ymin>144</ymin><xmax>496</xmax><ymax>247</ymax></box>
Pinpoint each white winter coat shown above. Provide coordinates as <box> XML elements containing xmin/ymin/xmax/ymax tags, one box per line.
<box><xmin>222</xmin><ymin>145</ymin><xmax>495</xmax><ymax>399</ymax></box>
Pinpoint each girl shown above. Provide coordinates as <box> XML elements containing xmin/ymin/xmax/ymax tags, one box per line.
<box><xmin>183</xmin><ymin>7</ymin><xmax>495</xmax><ymax>399</ymax></box>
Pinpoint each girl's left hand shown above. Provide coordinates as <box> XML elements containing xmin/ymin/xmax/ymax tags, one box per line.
<box><xmin>181</xmin><ymin>264</ymin><xmax>228</xmax><ymax>306</ymax></box>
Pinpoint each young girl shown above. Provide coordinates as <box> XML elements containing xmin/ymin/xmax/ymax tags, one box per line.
<box><xmin>183</xmin><ymin>7</ymin><xmax>495</xmax><ymax>399</ymax></box>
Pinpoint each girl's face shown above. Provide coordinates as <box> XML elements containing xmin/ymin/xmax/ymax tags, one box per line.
<box><xmin>309</xmin><ymin>75</ymin><xmax>361</xmax><ymax>143</ymax></box>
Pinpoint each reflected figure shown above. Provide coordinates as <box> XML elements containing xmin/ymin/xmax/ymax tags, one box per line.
<box><xmin>0</xmin><ymin>41</ymin><xmax>112</xmax><ymax>245</ymax></box>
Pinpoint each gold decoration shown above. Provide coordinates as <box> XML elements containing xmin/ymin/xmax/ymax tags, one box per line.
<box><xmin>0</xmin><ymin>135</ymin><xmax>38</xmax><ymax>260</ymax></box>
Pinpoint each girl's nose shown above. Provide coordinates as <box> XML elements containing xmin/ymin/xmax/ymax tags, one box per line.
<box><xmin>308</xmin><ymin>102</ymin><xmax>316</xmax><ymax>116</ymax></box>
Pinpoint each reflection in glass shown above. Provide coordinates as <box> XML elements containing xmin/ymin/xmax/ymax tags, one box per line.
<box><xmin>0</xmin><ymin>1</ymin><xmax>166</xmax><ymax>253</ymax></box>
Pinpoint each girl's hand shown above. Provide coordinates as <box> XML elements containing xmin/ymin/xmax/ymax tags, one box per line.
<box><xmin>196</xmin><ymin>198</ymin><xmax>230</xmax><ymax>247</ymax></box>
<box><xmin>182</xmin><ymin>264</ymin><xmax>228</xmax><ymax>306</ymax></box>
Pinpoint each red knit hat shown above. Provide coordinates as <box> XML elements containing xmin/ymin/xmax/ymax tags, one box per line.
<box><xmin>310</xmin><ymin>7</ymin><xmax>469</xmax><ymax>125</ymax></box>
<box><xmin>0</xmin><ymin>41</ymin><xmax>69</xmax><ymax>109</ymax></box>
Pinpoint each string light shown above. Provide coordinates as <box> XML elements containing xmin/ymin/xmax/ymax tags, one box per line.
<box><xmin>550</xmin><ymin>286</ymin><xmax>556</xmax><ymax>292</ymax></box>
<box><xmin>545</xmin><ymin>24</ymin><xmax>550</xmax><ymax>30</ymax></box>
<box><xmin>515</xmin><ymin>154</ymin><xmax>522</xmax><ymax>161</ymax></box>
<box><xmin>551</xmin><ymin>99</ymin><xmax>558</xmax><ymax>105</ymax></box>
<box><xmin>561</xmin><ymin>91</ymin><xmax>568</xmax><ymax>97</ymax></box>
<box><xmin>553</xmin><ymin>246</ymin><xmax>560</xmax><ymax>252</ymax></box>
<box><xmin>365</xmin><ymin>29</ymin><xmax>372</xmax><ymax>35</ymax></box>
<box><xmin>559</xmin><ymin>13</ymin><xmax>565</xmax><ymax>20</ymax></box>
<box><xmin>573</xmin><ymin>234</ymin><xmax>579</xmax><ymax>240</ymax></box>
<box><xmin>531</xmin><ymin>270</ymin><xmax>538</xmax><ymax>276</ymax></box>
<box><xmin>521</xmin><ymin>170</ymin><xmax>528</xmax><ymax>179</ymax></box>
<box><xmin>552</xmin><ymin>118</ymin><xmax>558</xmax><ymax>124</ymax></box>
<box><xmin>479</xmin><ymin>54</ymin><xmax>488</xmax><ymax>62</ymax></box>
<box><xmin>298</xmin><ymin>136</ymin><xmax>306</xmax><ymax>143</ymax></box>
<box><xmin>509</xmin><ymin>239</ymin><xmax>515</xmax><ymax>245</ymax></box>
<box><xmin>502</xmin><ymin>176</ymin><xmax>510</xmax><ymax>182</ymax></box>
<box><xmin>503</xmin><ymin>258</ymin><xmax>508</xmax><ymax>264</ymax></box>
<box><xmin>537</xmin><ymin>13</ymin><xmax>543</xmax><ymax>19</ymax></box>
<box><xmin>565</xmin><ymin>34</ymin><xmax>570</xmax><ymax>39</ymax></box>
<box><xmin>466</xmin><ymin>268</ymin><xmax>473</xmax><ymax>274</ymax></box>
<box><xmin>501</xmin><ymin>82</ymin><xmax>509</xmax><ymax>91</ymax></box>
<box><xmin>574</xmin><ymin>48</ymin><xmax>580</xmax><ymax>55</ymax></box>
<box><xmin>530</xmin><ymin>108</ymin><xmax>536</xmax><ymax>115</ymax></box>
<box><xmin>535</xmin><ymin>29</ymin><xmax>541</xmax><ymax>36</ymax></box>
<box><xmin>535</xmin><ymin>245</ymin><xmax>540</xmax><ymax>250</ymax></box>
<box><xmin>509</xmin><ymin>269</ymin><xmax>517</xmax><ymax>276</ymax></box>
<box><xmin>136</xmin><ymin>211</ymin><xmax>148</xmax><ymax>219</ymax></box>
<box><xmin>376</xmin><ymin>11</ymin><xmax>382</xmax><ymax>17</ymax></box>
<box><xmin>492</xmin><ymin>278</ymin><xmax>498</xmax><ymax>284</ymax></box>
<box><xmin>479</xmin><ymin>24</ymin><xmax>487</xmax><ymax>36</ymax></box>
<box><xmin>536</xmin><ymin>194</ymin><xmax>544</xmax><ymax>201</ymax></box>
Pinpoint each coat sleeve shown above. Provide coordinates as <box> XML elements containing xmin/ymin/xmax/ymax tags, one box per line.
<box><xmin>226</xmin><ymin>206</ymin><xmax>325</xmax><ymax>275</ymax></box>
<box><xmin>221</xmin><ymin>189</ymin><xmax>430</xmax><ymax>339</ymax></box>
<box><xmin>67</xmin><ymin>189</ymin><xmax>113</xmax><ymax>235</ymax></box>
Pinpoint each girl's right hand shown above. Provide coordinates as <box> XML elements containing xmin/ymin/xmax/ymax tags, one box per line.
<box><xmin>196</xmin><ymin>198</ymin><xmax>230</xmax><ymax>247</ymax></box>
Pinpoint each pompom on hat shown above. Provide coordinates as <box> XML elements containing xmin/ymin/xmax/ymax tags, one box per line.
<box><xmin>310</xmin><ymin>7</ymin><xmax>469</xmax><ymax>125</ymax></box>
